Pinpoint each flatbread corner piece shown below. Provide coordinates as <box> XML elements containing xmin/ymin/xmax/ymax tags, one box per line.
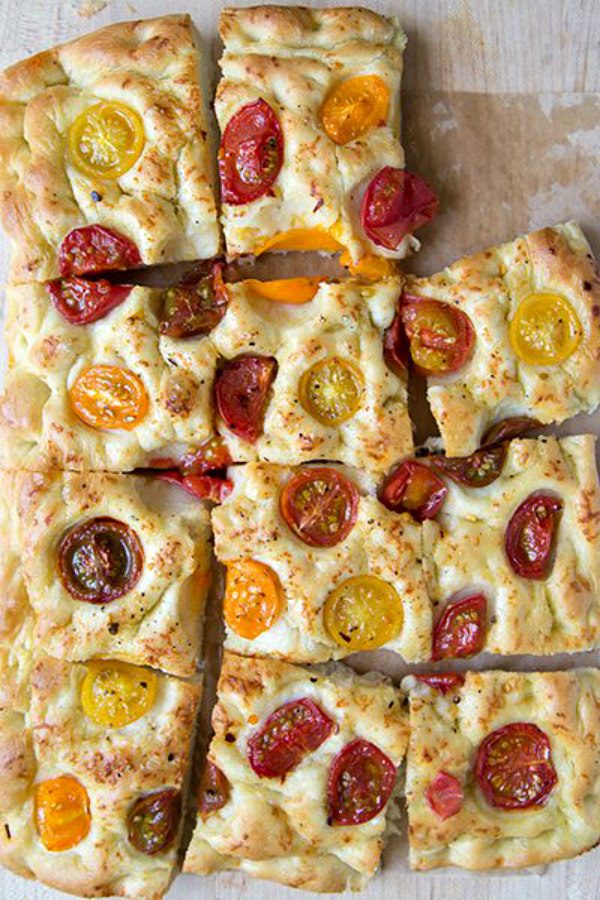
<box><xmin>184</xmin><ymin>651</ymin><xmax>408</xmax><ymax>892</ymax></box>
<box><xmin>405</xmin><ymin>221</ymin><xmax>600</xmax><ymax>455</ymax></box>
<box><xmin>0</xmin><ymin>14</ymin><xmax>220</xmax><ymax>284</ymax></box>
<box><xmin>404</xmin><ymin>668</ymin><xmax>600</xmax><ymax>871</ymax></box>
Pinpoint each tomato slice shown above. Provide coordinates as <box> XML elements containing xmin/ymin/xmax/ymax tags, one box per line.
<box><xmin>425</xmin><ymin>771</ymin><xmax>463</xmax><ymax>821</ymax></box>
<box><xmin>248</xmin><ymin>697</ymin><xmax>334</xmax><ymax>779</ymax></box>
<box><xmin>505</xmin><ymin>493</ymin><xmax>563</xmax><ymax>579</ymax></box>
<box><xmin>181</xmin><ymin>437</ymin><xmax>233</xmax><ymax>475</ymax></box>
<box><xmin>415</xmin><ymin>672</ymin><xmax>465</xmax><ymax>694</ymax></box>
<box><xmin>383</xmin><ymin>308</ymin><xmax>410</xmax><ymax>376</ymax></box>
<box><xmin>215</xmin><ymin>355</ymin><xmax>277</xmax><ymax>443</ymax></box>
<box><xmin>219</xmin><ymin>98</ymin><xmax>284</xmax><ymax>205</ymax></box>
<box><xmin>380</xmin><ymin>460</ymin><xmax>447</xmax><ymax>522</ymax></box>
<box><xmin>327</xmin><ymin>739</ymin><xmax>396</xmax><ymax>826</ymax></box>
<box><xmin>324</xmin><ymin>575</ymin><xmax>403</xmax><ymax>652</ymax></box>
<box><xmin>280</xmin><ymin>467</ymin><xmax>359</xmax><ymax>547</ymax></box>
<box><xmin>481</xmin><ymin>416</ymin><xmax>541</xmax><ymax>447</ymax></box>
<box><xmin>155</xmin><ymin>470</ymin><xmax>233</xmax><ymax>503</ymax></box>
<box><xmin>159</xmin><ymin>263</ymin><xmax>229</xmax><ymax>338</ymax></box>
<box><xmin>224</xmin><ymin>559</ymin><xmax>283</xmax><ymax>640</ymax></box>
<box><xmin>320</xmin><ymin>75</ymin><xmax>390</xmax><ymax>145</ymax></box>
<box><xmin>68</xmin><ymin>101</ymin><xmax>145</xmax><ymax>180</ymax></box>
<box><xmin>47</xmin><ymin>277</ymin><xmax>132</xmax><ymax>325</ymax></box>
<box><xmin>35</xmin><ymin>776</ymin><xmax>91</xmax><ymax>852</ymax></box>
<box><xmin>401</xmin><ymin>295</ymin><xmax>475</xmax><ymax>375</ymax></box>
<box><xmin>58</xmin><ymin>225</ymin><xmax>141</xmax><ymax>277</ymax></box>
<box><xmin>57</xmin><ymin>516</ymin><xmax>143</xmax><ymax>604</ymax></box>
<box><xmin>127</xmin><ymin>789</ymin><xmax>181</xmax><ymax>855</ymax></box>
<box><xmin>360</xmin><ymin>168</ymin><xmax>438</xmax><ymax>251</ymax></box>
<box><xmin>474</xmin><ymin>722</ymin><xmax>558</xmax><ymax>810</ymax></box>
<box><xmin>432</xmin><ymin>593</ymin><xmax>487</xmax><ymax>661</ymax></box>
<box><xmin>509</xmin><ymin>293</ymin><xmax>582</xmax><ymax>366</ymax></box>
<box><xmin>431</xmin><ymin>444</ymin><xmax>506</xmax><ymax>488</ymax></box>
<box><xmin>69</xmin><ymin>364</ymin><xmax>149</xmax><ymax>431</ymax></box>
<box><xmin>198</xmin><ymin>761</ymin><xmax>230</xmax><ymax>820</ymax></box>
<box><xmin>299</xmin><ymin>357</ymin><xmax>364</xmax><ymax>426</ymax></box>
<box><xmin>81</xmin><ymin>661</ymin><xmax>157</xmax><ymax>728</ymax></box>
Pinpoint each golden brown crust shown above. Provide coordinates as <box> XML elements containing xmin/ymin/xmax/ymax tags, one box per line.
<box><xmin>184</xmin><ymin>652</ymin><xmax>407</xmax><ymax>892</ymax></box>
<box><xmin>404</xmin><ymin>669</ymin><xmax>600</xmax><ymax>870</ymax></box>
<box><xmin>0</xmin><ymin>15</ymin><xmax>219</xmax><ymax>283</ymax></box>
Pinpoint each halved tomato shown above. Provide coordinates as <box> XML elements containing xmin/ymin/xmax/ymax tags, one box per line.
<box><xmin>47</xmin><ymin>277</ymin><xmax>131</xmax><ymax>325</ymax></box>
<box><xmin>415</xmin><ymin>672</ymin><xmax>465</xmax><ymax>694</ymax></box>
<box><xmin>401</xmin><ymin>295</ymin><xmax>475</xmax><ymax>376</ymax></box>
<box><xmin>431</xmin><ymin>444</ymin><xmax>506</xmax><ymax>488</ymax></box>
<box><xmin>481</xmin><ymin>416</ymin><xmax>541</xmax><ymax>447</ymax></box>
<box><xmin>380</xmin><ymin>460</ymin><xmax>447</xmax><ymax>521</ymax></box>
<box><xmin>223</xmin><ymin>559</ymin><xmax>283</xmax><ymax>640</ymax></box>
<box><xmin>181</xmin><ymin>437</ymin><xmax>233</xmax><ymax>475</ymax></box>
<box><xmin>432</xmin><ymin>593</ymin><xmax>487</xmax><ymax>661</ymax></box>
<box><xmin>219</xmin><ymin>98</ymin><xmax>284</xmax><ymax>205</ymax></box>
<box><xmin>159</xmin><ymin>263</ymin><xmax>229</xmax><ymax>338</ymax></box>
<box><xmin>360</xmin><ymin>168</ymin><xmax>438</xmax><ymax>251</ymax></box>
<box><xmin>280</xmin><ymin>467</ymin><xmax>359</xmax><ymax>547</ymax></box>
<box><xmin>35</xmin><ymin>776</ymin><xmax>91</xmax><ymax>852</ymax></box>
<box><xmin>320</xmin><ymin>75</ymin><xmax>389</xmax><ymax>145</ymax></box>
<box><xmin>155</xmin><ymin>470</ymin><xmax>233</xmax><ymax>503</ymax></box>
<box><xmin>327</xmin><ymin>739</ymin><xmax>396</xmax><ymax>826</ymax></box>
<box><xmin>475</xmin><ymin>722</ymin><xmax>557</xmax><ymax>809</ymax></box>
<box><xmin>426</xmin><ymin>771</ymin><xmax>463</xmax><ymax>821</ymax></box>
<box><xmin>323</xmin><ymin>575</ymin><xmax>403</xmax><ymax>652</ymax></box>
<box><xmin>215</xmin><ymin>355</ymin><xmax>277</xmax><ymax>443</ymax></box>
<box><xmin>58</xmin><ymin>225</ymin><xmax>141</xmax><ymax>277</ymax></box>
<box><xmin>127</xmin><ymin>789</ymin><xmax>181</xmax><ymax>855</ymax></box>
<box><xmin>505</xmin><ymin>493</ymin><xmax>563</xmax><ymax>579</ymax></box>
<box><xmin>383</xmin><ymin>308</ymin><xmax>411</xmax><ymax>376</ymax></box>
<box><xmin>248</xmin><ymin>698</ymin><xmax>334</xmax><ymax>778</ymax></box>
<box><xmin>69</xmin><ymin>100</ymin><xmax>145</xmax><ymax>180</ymax></box>
<box><xmin>198</xmin><ymin>761</ymin><xmax>230</xmax><ymax>820</ymax></box>
<box><xmin>509</xmin><ymin>293</ymin><xmax>582</xmax><ymax>366</ymax></box>
<box><xmin>299</xmin><ymin>357</ymin><xmax>363</xmax><ymax>426</ymax></box>
<box><xmin>81</xmin><ymin>660</ymin><xmax>157</xmax><ymax>728</ymax></box>
<box><xmin>69</xmin><ymin>364</ymin><xmax>149</xmax><ymax>431</ymax></box>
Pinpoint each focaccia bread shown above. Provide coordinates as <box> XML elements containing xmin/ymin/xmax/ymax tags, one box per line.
<box><xmin>7</xmin><ymin>470</ymin><xmax>211</xmax><ymax>677</ymax></box>
<box><xmin>0</xmin><ymin>654</ymin><xmax>200</xmax><ymax>898</ymax></box>
<box><xmin>0</xmin><ymin>15</ymin><xmax>219</xmax><ymax>284</ymax></box>
<box><xmin>403</xmin><ymin>669</ymin><xmax>600</xmax><ymax>870</ymax></box>
<box><xmin>217</xmin><ymin>6</ymin><xmax>422</xmax><ymax>272</ymax></box>
<box><xmin>0</xmin><ymin>275</ymin><xmax>412</xmax><ymax>476</ymax></box>
<box><xmin>213</xmin><ymin>462</ymin><xmax>431</xmax><ymax>663</ymax></box>
<box><xmin>184</xmin><ymin>651</ymin><xmax>407</xmax><ymax>892</ymax></box>
<box><xmin>423</xmin><ymin>435</ymin><xmax>600</xmax><ymax>656</ymax></box>
<box><xmin>403</xmin><ymin>222</ymin><xmax>600</xmax><ymax>455</ymax></box>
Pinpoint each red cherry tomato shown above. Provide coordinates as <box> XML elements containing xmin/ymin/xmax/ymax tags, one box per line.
<box><xmin>415</xmin><ymin>672</ymin><xmax>465</xmax><ymax>694</ymax></box>
<box><xmin>426</xmin><ymin>771</ymin><xmax>464</xmax><ymax>821</ymax></box>
<box><xmin>327</xmin><ymin>739</ymin><xmax>396</xmax><ymax>826</ymax></box>
<box><xmin>481</xmin><ymin>416</ymin><xmax>541</xmax><ymax>447</ymax></box>
<box><xmin>383</xmin><ymin>308</ymin><xmax>410</xmax><ymax>376</ymax></box>
<box><xmin>475</xmin><ymin>722</ymin><xmax>558</xmax><ymax>810</ymax></box>
<box><xmin>280</xmin><ymin>467</ymin><xmax>359</xmax><ymax>547</ymax></box>
<box><xmin>431</xmin><ymin>444</ymin><xmax>506</xmax><ymax>488</ymax></box>
<box><xmin>198</xmin><ymin>761</ymin><xmax>230</xmax><ymax>820</ymax></box>
<box><xmin>248</xmin><ymin>698</ymin><xmax>334</xmax><ymax>779</ymax></box>
<box><xmin>159</xmin><ymin>263</ymin><xmax>229</xmax><ymax>338</ymax></box>
<box><xmin>155</xmin><ymin>470</ymin><xmax>233</xmax><ymax>503</ymax></box>
<box><xmin>219</xmin><ymin>98</ymin><xmax>284</xmax><ymax>205</ymax></box>
<box><xmin>47</xmin><ymin>277</ymin><xmax>132</xmax><ymax>325</ymax></box>
<box><xmin>215</xmin><ymin>355</ymin><xmax>277</xmax><ymax>443</ymax></box>
<box><xmin>380</xmin><ymin>460</ymin><xmax>447</xmax><ymax>522</ymax></box>
<box><xmin>360</xmin><ymin>168</ymin><xmax>438</xmax><ymax>251</ymax></box>
<box><xmin>58</xmin><ymin>225</ymin><xmax>141</xmax><ymax>276</ymax></box>
<box><xmin>505</xmin><ymin>493</ymin><xmax>563</xmax><ymax>580</ymax></box>
<box><xmin>432</xmin><ymin>593</ymin><xmax>487</xmax><ymax>661</ymax></box>
<box><xmin>401</xmin><ymin>295</ymin><xmax>475</xmax><ymax>376</ymax></box>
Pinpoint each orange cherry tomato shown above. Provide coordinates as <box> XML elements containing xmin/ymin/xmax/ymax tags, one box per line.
<box><xmin>223</xmin><ymin>560</ymin><xmax>283</xmax><ymax>640</ymax></box>
<box><xmin>69</xmin><ymin>365</ymin><xmax>149</xmax><ymax>430</ymax></box>
<box><xmin>321</xmin><ymin>75</ymin><xmax>390</xmax><ymax>145</ymax></box>
<box><xmin>34</xmin><ymin>776</ymin><xmax>91</xmax><ymax>852</ymax></box>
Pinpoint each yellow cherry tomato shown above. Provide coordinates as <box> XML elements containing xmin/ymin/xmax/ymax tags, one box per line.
<box><xmin>81</xmin><ymin>660</ymin><xmax>157</xmax><ymax>728</ymax></box>
<box><xmin>68</xmin><ymin>101</ymin><xmax>145</xmax><ymax>180</ymax></box>
<box><xmin>69</xmin><ymin>364</ymin><xmax>149</xmax><ymax>430</ymax></box>
<box><xmin>509</xmin><ymin>292</ymin><xmax>582</xmax><ymax>365</ymax></box>
<box><xmin>34</xmin><ymin>776</ymin><xmax>91</xmax><ymax>852</ymax></box>
<box><xmin>324</xmin><ymin>575</ymin><xmax>403</xmax><ymax>651</ymax></box>
<box><xmin>224</xmin><ymin>560</ymin><xmax>283</xmax><ymax>640</ymax></box>
<box><xmin>255</xmin><ymin>228</ymin><xmax>345</xmax><ymax>255</ymax></box>
<box><xmin>299</xmin><ymin>356</ymin><xmax>364</xmax><ymax>426</ymax></box>
<box><xmin>321</xmin><ymin>75</ymin><xmax>390</xmax><ymax>145</ymax></box>
<box><xmin>245</xmin><ymin>277</ymin><xmax>323</xmax><ymax>304</ymax></box>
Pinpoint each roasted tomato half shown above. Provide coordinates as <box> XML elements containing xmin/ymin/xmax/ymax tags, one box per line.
<box><xmin>69</xmin><ymin>364</ymin><xmax>149</xmax><ymax>431</ymax></box>
<box><xmin>327</xmin><ymin>739</ymin><xmax>396</xmax><ymax>826</ymax></box>
<box><xmin>425</xmin><ymin>771</ymin><xmax>463</xmax><ymax>821</ymax></box>
<box><xmin>401</xmin><ymin>295</ymin><xmax>475</xmax><ymax>376</ymax></box>
<box><xmin>505</xmin><ymin>492</ymin><xmax>563</xmax><ymax>579</ymax></box>
<box><xmin>475</xmin><ymin>722</ymin><xmax>558</xmax><ymax>810</ymax></box>
<box><xmin>431</xmin><ymin>592</ymin><xmax>487</xmax><ymax>661</ymax></box>
<box><xmin>34</xmin><ymin>776</ymin><xmax>91</xmax><ymax>852</ymax></box>
<box><xmin>219</xmin><ymin>98</ymin><xmax>284</xmax><ymax>205</ymax></box>
<box><xmin>280</xmin><ymin>467</ymin><xmax>359</xmax><ymax>547</ymax></box>
<box><xmin>223</xmin><ymin>559</ymin><xmax>284</xmax><ymax>640</ymax></box>
<box><xmin>159</xmin><ymin>263</ymin><xmax>229</xmax><ymax>338</ymax></box>
<box><xmin>361</xmin><ymin>168</ymin><xmax>438</xmax><ymax>251</ymax></box>
<box><xmin>47</xmin><ymin>277</ymin><xmax>132</xmax><ymax>325</ymax></box>
<box><xmin>127</xmin><ymin>789</ymin><xmax>181</xmax><ymax>856</ymax></box>
<box><xmin>431</xmin><ymin>444</ymin><xmax>506</xmax><ymax>488</ymax></box>
<box><xmin>57</xmin><ymin>516</ymin><xmax>143</xmax><ymax>603</ymax></box>
<box><xmin>215</xmin><ymin>355</ymin><xmax>277</xmax><ymax>443</ymax></box>
<box><xmin>248</xmin><ymin>698</ymin><xmax>334</xmax><ymax>779</ymax></box>
<box><xmin>198</xmin><ymin>761</ymin><xmax>230</xmax><ymax>820</ymax></box>
<box><xmin>380</xmin><ymin>460</ymin><xmax>447</xmax><ymax>521</ymax></box>
<box><xmin>323</xmin><ymin>575</ymin><xmax>403</xmax><ymax>652</ymax></box>
<box><xmin>58</xmin><ymin>225</ymin><xmax>141</xmax><ymax>277</ymax></box>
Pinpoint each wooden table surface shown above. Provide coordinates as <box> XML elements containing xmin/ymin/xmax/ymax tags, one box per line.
<box><xmin>0</xmin><ymin>1</ymin><xmax>599</xmax><ymax>899</ymax></box>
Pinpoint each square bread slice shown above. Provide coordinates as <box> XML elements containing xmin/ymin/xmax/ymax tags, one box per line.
<box><xmin>0</xmin><ymin>275</ymin><xmax>412</xmax><ymax>476</ymax></box>
<box><xmin>0</xmin><ymin>654</ymin><xmax>200</xmax><ymax>899</ymax></box>
<box><xmin>216</xmin><ymin>6</ymin><xmax>415</xmax><ymax>273</ymax></box>
<box><xmin>1</xmin><ymin>470</ymin><xmax>211</xmax><ymax>677</ymax></box>
<box><xmin>0</xmin><ymin>15</ymin><xmax>219</xmax><ymax>284</ymax></box>
<box><xmin>184</xmin><ymin>651</ymin><xmax>407</xmax><ymax>892</ymax></box>
<box><xmin>403</xmin><ymin>669</ymin><xmax>600</xmax><ymax>870</ymax></box>
<box><xmin>423</xmin><ymin>435</ymin><xmax>600</xmax><ymax>657</ymax></box>
<box><xmin>403</xmin><ymin>222</ymin><xmax>600</xmax><ymax>455</ymax></box>
<box><xmin>213</xmin><ymin>462</ymin><xmax>432</xmax><ymax>663</ymax></box>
